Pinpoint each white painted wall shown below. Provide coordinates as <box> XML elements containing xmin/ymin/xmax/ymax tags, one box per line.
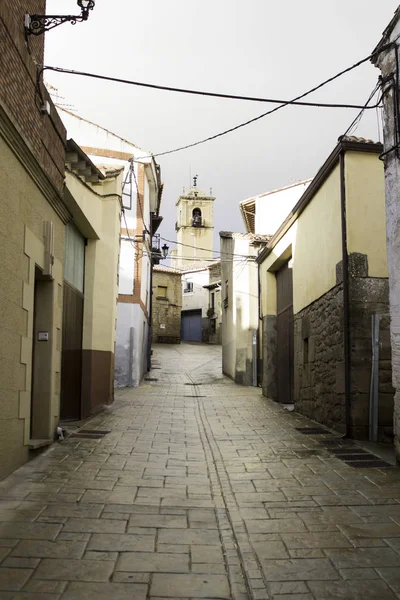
<box><xmin>221</xmin><ymin>235</ymin><xmax>259</xmax><ymax>385</ymax></box>
<box><xmin>182</xmin><ymin>269</ymin><xmax>210</xmax><ymax>317</ymax></box>
<box><xmin>115</xmin><ymin>303</ymin><xmax>149</xmax><ymax>387</ymax></box>
<box><xmin>119</xmin><ymin>239</ymin><xmax>135</xmax><ymax>295</ymax></box>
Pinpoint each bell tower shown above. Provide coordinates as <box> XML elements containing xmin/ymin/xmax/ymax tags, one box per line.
<box><xmin>172</xmin><ymin>176</ymin><xmax>215</xmax><ymax>269</ymax></box>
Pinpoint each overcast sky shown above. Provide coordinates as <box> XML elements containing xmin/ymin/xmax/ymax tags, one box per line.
<box><xmin>44</xmin><ymin>1</ymin><xmax>399</xmax><ymax>253</ymax></box>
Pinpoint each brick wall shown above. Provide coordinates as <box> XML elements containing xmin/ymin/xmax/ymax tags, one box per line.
<box><xmin>0</xmin><ymin>1</ymin><xmax>66</xmax><ymax>192</ymax></box>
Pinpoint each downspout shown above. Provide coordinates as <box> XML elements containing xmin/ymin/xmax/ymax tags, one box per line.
<box><xmin>257</xmin><ymin>257</ymin><xmax>262</xmax><ymax>386</ymax></box>
<box><xmin>339</xmin><ymin>150</ymin><xmax>352</xmax><ymax>437</ymax></box>
<box><xmin>147</xmin><ymin>226</ymin><xmax>154</xmax><ymax>373</ymax></box>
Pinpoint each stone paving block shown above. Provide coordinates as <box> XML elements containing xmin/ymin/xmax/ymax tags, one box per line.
<box><xmin>325</xmin><ymin>547</ymin><xmax>400</xmax><ymax>568</ymax></box>
<box><xmin>0</xmin><ymin>593</ymin><xmax>61</xmax><ymax>599</ymax></box>
<box><xmin>245</xmin><ymin>519</ymin><xmax>307</xmax><ymax>533</ymax></box>
<box><xmin>113</xmin><ymin>573</ymin><xmax>150</xmax><ymax>583</ymax></box>
<box><xmin>57</xmin><ymin>533</ymin><xmax>90</xmax><ymax>542</ymax></box>
<box><xmin>157</xmin><ymin>544</ymin><xmax>189</xmax><ymax>554</ymax></box>
<box><xmin>61</xmin><ymin>582</ymin><xmax>148</xmax><ymax>599</ymax></box>
<box><xmin>34</xmin><ymin>558</ymin><xmax>114</xmax><ymax>582</ymax></box>
<box><xmin>158</xmin><ymin>528</ymin><xmax>220</xmax><ymax>545</ymax></box>
<box><xmin>41</xmin><ymin>504</ymin><xmax>103</xmax><ymax>519</ymax></box>
<box><xmin>2</xmin><ymin>557</ymin><xmax>40</xmax><ymax>568</ymax></box>
<box><xmin>151</xmin><ymin>573</ymin><xmax>230</xmax><ymax>598</ymax></box>
<box><xmin>252</xmin><ymin>541</ymin><xmax>289</xmax><ymax>559</ymax></box>
<box><xmin>281</xmin><ymin>532</ymin><xmax>352</xmax><ymax>548</ymax></box>
<box><xmin>0</xmin><ymin>523</ymin><xmax>61</xmax><ymax>540</ymax></box>
<box><xmin>191</xmin><ymin>563</ymin><xmax>227</xmax><ymax>574</ymax></box>
<box><xmin>307</xmin><ymin>579</ymin><xmax>397</xmax><ymax>599</ymax></box>
<box><xmin>116</xmin><ymin>551</ymin><xmax>189</xmax><ymax>573</ymax></box>
<box><xmin>63</xmin><ymin>518</ymin><xmax>127</xmax><ymax>533</ymax></box>
<box><xmin>340</xmin><ymin>567</ymin><xmax>380</xmax><ymax>579</ymax></box>
<box><xmin>0</xmin><ymin>548</ymin><xmax>11</xmax><ymax>561</ymax></box>
<box><xmin>128</xmin><ymin>514</ymin><xmax>187</xmax><ymax>529</ymax></box>
<box><xmin>0</xmin><ymin>509</ymin><xmax>43</xmax><ymax>522</ymax></box>
<box><xmin>260</xmin><ymin>558</ymin><xmax>340</xmax><ymax>581</ymax></box>
<box><xmin>84</xmin><ymin>551</ymin><xmax>119</xmax><ymax>561</ymax></box>
<box><xmin>339</xmin><ymin>522</ymin><xmax>400</xmax><ymax>539</ymax></box>
<box><xmin>0</xmin><ymin>568</ymin><xmax>33</xmax><ymax>590</ymax></box>
<box><xmin>88</xmin><ymin>533</ymin><xmax>154</xmax><ymax>552</ymax></box>
<box><xmin>190</xmin><ymin>545</ymin><xmax>224</xmax><ymax>563</ymax></box>
<box><xmin>23</xmin><ymin>579</ymin><xmax>68</xmax><ymax>593</ymax></box>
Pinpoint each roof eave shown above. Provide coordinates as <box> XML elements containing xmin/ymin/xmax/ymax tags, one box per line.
<box><xmin>257</xmin><ymin>138</ymin><xmax>383</xmax><ymax>265</ymax></box>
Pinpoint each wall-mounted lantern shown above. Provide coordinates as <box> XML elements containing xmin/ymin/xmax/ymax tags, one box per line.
<box><xmin>161</xmin><ymin>244</ymin><xmax>169</xmax><ymax>259</ymax></box>
<box><xmin>25</xmin><ymin>0</ymin><xmax>95</xmax><ymax>37</ymax></box>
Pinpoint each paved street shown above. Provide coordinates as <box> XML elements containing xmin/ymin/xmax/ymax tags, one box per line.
<box><xmin>1</xmin><ymin>344</ymin><xmax>400</xmax><ymax>599</ymax></box>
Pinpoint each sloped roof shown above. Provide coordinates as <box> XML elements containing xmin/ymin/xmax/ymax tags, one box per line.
<box><xmin>153</xmin><ymin>265</ymin><xmax>182</xmax><ymax>275</ymax></box>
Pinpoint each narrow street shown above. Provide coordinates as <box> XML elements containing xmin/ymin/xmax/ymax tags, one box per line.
<box><xmin>1</xmin><ymin>344</ymin><xmax>400</xmax><ymax>599</ymax></box>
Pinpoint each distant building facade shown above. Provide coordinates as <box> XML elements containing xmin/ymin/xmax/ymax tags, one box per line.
<box><xmin>171</xmin><ymin>180</ymin><xmax>215</xmax><ymax>270</ymax></box>
<box><xmin>220</xmin><ymin>233</ymin><xmax>267</xmax><ymax>385</ymax></box>
<box><xmin>152</xmin><ymin>266</ymin><xmax>182</xmax><ymax>343</ymax></box>
<box><xmin>58</xmin><ymin>109</ymin><xmax>163</xmax><ymax>389</ymax></box>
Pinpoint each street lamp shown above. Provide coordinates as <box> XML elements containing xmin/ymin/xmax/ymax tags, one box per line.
<box><xmin>25</xmin><ymin>0</ymin><xmax>95</xmax><ymax>37</ymax></box>
<box><xmin>161</xmin><ymin>244</ymin><xmax>169</xmax><ymax>259</ymax></box>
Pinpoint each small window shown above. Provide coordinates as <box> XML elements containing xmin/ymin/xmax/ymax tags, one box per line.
<box><xmin>157</xmin><ymin>285</ymin><xmax>167</xmax><ymax>298</ymax></box>
<box><xmin>211</xmin><ymin>292</ymin><xmax>215</xmax><ymax>310</ymax></box>
<box><xmin>184</xmin><ymin>281</ymin><xmax>193</xmax><ymax>293</ymax></box>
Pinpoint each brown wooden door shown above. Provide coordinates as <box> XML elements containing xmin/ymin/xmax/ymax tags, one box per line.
<box><xmin>276</xmin><ymin>260</ymin><xmax>294</xmax><ymax>404</ymax></box>
<box><xmin>60</xmin><ymin>281</ymin><xmax>84</xmax><ymax>420</ymax></box>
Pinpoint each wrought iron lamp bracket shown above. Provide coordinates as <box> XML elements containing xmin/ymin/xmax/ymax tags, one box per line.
<box><xmin>25</xmin><ymin>2</ymin><xmax>95</xmax><ymax>37</ymax></box>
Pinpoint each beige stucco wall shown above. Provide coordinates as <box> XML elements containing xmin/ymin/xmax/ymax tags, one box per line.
<box><xmin>345</xmin><ymin>151</ymin><xmax>387</xmax><ymax>277</ymax></box>
<box><xmin>261</xmin><ymin>165</ymin><xmax>342</xmax><ymax>316</ymax></box>
<box><xmin>65</xmin><ymin>172</ymin><xmax>121</xmax><ymax>354</ymax></box>
<box><xmin>0</xmin><ymin>134</ymin><xmax>65</xmax><ymax>480</ymax></box>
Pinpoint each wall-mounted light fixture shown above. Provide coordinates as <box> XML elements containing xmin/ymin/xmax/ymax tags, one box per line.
<box><xmin>161</xmin><ymin>244</ymin><xmax>169</xmax><ymax>260</ymax></box>
<box><xmin>25</xmin><ymin>0</ymin><xmax>95</xmax><ymax>37</ymax></box>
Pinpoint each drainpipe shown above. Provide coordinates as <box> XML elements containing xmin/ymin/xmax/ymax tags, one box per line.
<box><xmin>257</xmin><ymin>258</ymin><xmax>262</xmax><ymax>387</ymax></box>
<box><xmin>339</xmin><ymin>150</ymin><xmax>352</xmax><ymax>438</ymax></box>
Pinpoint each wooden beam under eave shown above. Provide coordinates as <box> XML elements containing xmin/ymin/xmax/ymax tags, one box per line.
<box><xmin>66</xmin><ymin>152</ymin><xmax>79</xmax><ymax>163</ymax></box>
<box><xmin>78</xmin><ymin>167</ymin><xmax>92</xmax><ymax>177</ymax></box>
<box><xmin>85</xmin><ymin>175</ymin><xmax>100</xmax><ymax>183</ymax></box>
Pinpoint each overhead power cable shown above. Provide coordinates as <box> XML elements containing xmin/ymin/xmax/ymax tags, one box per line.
<box><xmin>43</xmin><ymin>65</ymin><xmax>378</xmax><ymax>110</ymax></box>
<box><xmin>341</xmin><ymin>83</ymin><xmax>382</xmax><ymax>138</ymax></box>
<box><xmin>41</xmin><ymin>39</ymin><xmax>398</xmax><ymax>160</ymax></box>
<box><xmin>159</xmin><ymin>236</ymin><xmax>258</xmax><ymax>258</ymax></box>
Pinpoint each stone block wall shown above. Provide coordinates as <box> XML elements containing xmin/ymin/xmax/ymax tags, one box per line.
<box><xmin>152</xmin><ymin>270</ymin><xmax>182</xmax><ymax>343</ymax></box>
<box><xmin>348</xmin><ymin>255</ymin><xmax>393</xmax><ymax>440</ymax></box>
<box><xmin>294</xmin><ymin>284</ymin><xmax>345</xmax><ymax>432</ymax></box>
<box><xmin>293</xmin><ymin>253</ymin><xmax>394</xmax><ymax>440</ymax></box>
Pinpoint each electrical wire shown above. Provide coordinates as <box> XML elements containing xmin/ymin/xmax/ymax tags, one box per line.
<box><xmin>341</xmin><ymin>83</ymin><xmax>382</xmax><ymax>138</ymax></box>
<box><xmin>42</xmin><ymin>65</ymin><xmax>378</xmax><ymax>110</ymax></box>
<box><xmin>41</xmin><ymin>38</ymin><xmax>399</xmax><ymax>160</ymax></box>
<box><xmin>160</xmin><ymin>236</ymin><xmax>261</xmax><ymax>258</ymax></box>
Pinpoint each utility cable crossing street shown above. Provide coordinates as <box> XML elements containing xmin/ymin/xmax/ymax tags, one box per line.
<box><xmin>1</xmin><ymin>344</ymin><xmax>400</xmax><ymax>599</ymax></box>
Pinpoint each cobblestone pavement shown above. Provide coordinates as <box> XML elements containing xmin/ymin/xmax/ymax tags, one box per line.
<box><xmin>2</xmin><ymin>344</ymin><xmax>400</xmax><ymax>599</ymax></box>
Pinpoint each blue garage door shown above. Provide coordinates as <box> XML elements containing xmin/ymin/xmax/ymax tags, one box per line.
<box><xmin>181</xmin><ymin>310</ymin><xmax>202</xmax><ymax>342</ymax></box>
